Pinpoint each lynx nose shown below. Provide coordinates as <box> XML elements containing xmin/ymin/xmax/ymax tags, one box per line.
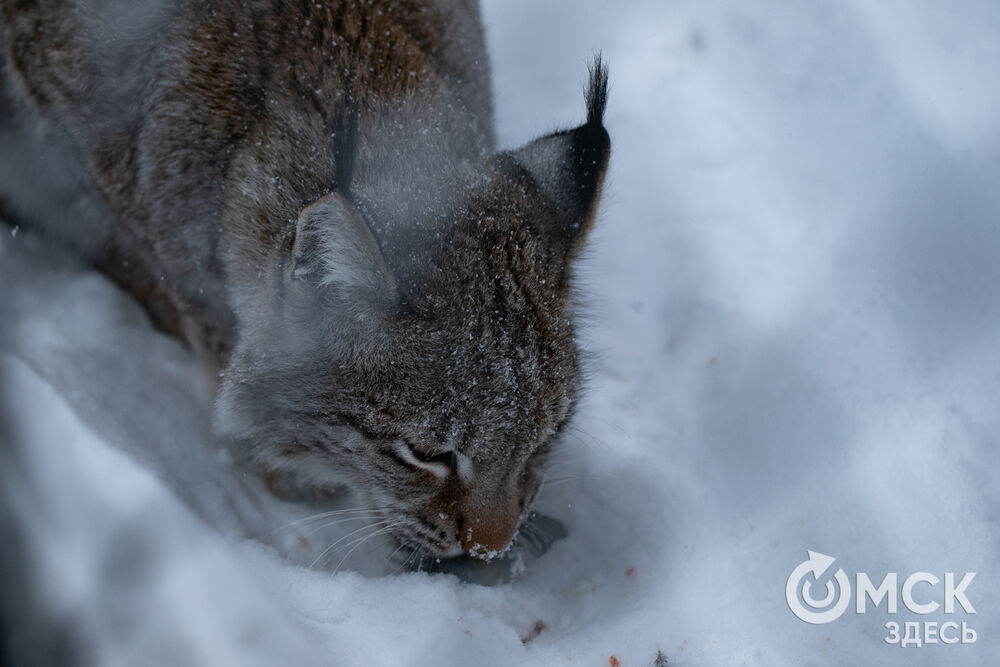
<box><xmin>459</xmin><ymin>510</ymin><xmax>519</xmax><ymax>559</ymax></box>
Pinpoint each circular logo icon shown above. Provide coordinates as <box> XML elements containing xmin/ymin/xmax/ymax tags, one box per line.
<box><xmin>786</xmin><ymin>550</ymin><xmax>851</xmax><ymax>624</ymax></box>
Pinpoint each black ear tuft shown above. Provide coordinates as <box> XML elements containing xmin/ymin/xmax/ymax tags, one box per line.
<box><xmin>585</xmin><ymin>53</ymin><xmax>609</xmax><ymax>127</ymax></box>
<box><xmin>506</xmin><ymin>57</ymin><xmax>611</xmax><ymax>257</ymax></box>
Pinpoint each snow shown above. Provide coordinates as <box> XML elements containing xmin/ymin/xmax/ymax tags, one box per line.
<box><xmin>3</xmin><ymin>1</ymin><xmax>1000</xmax><ymax>665</ymax></box>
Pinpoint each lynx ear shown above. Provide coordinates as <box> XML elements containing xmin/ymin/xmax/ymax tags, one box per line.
<box><xmin>288</xmin><ymin>191</ymin><xmax>397</xmax><ymax>312</ymax></box>
<box><xmin>509</xmin><ymin>56</ymin><xmax>611</xmax><ymax>255</ymax></box>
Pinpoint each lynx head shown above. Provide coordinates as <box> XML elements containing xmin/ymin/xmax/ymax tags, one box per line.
<box><xmin>217</xmin><ymin>60</ymin><xmax>610</xmax><ymax>561</ymax></box>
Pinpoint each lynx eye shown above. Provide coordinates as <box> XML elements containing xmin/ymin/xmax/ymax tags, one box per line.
<box><xmin>387</xmin><ymin>440</ymin><xmax>456</xmax><ymax>477</ymax></box>
<box><xmin>405</xmin><ymin>442</ymin><xmax>456</xmax><ymax>470</ymax></box>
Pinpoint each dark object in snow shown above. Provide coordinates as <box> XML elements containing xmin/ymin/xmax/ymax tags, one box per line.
<box><xmin>0</xmin><ymin>0</ymin><xmax>610</xmax><ymax>563</ymax></box>
<box><xmin>653</xmin><ymin>649</ymin><xmax>669</xmax><ymax>666</ymax></box>
<box><xmin>521</xmin><ymin>619</ymin><xmax>547</xmax><ymax>645</ymax></box>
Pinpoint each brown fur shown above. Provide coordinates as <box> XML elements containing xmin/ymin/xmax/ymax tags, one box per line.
<box><xmin>1</xmin><ymin>0</ymin><xmax>610</xmax><ymax>560</ymax></box>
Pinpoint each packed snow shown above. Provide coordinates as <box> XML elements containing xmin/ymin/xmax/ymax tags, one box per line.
<box><xmin>3</xmin><ymin>1</ymin><xmax>1000</xmax><ymax>665</ymax></box>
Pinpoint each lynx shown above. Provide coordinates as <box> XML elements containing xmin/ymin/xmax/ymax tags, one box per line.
<box><xmin>0</xmin><ymin>0</ymin><xmax>611</xmax><ymax>560</ymax></box>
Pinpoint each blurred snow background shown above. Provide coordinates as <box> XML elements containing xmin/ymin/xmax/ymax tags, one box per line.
<box><xmin>3</xmin><ymin>0</ymin><xmax>1000</xmax><ymax>665</ymax></box>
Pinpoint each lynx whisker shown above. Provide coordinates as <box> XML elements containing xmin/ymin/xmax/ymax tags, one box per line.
<box><xmin>566</xmin><ymin>425</ymin><xmax>609</xmax><ymax>448</ymax></box>
<box><xmin>390</xmin><ymin>549</ymin><xmax>418</xmax><ymax>576</ymax></box>
<box><xmin>310</xmin><ymin>521</ymin><xmax>392</xmax><ymax>569</ymax></box>
<box><xmin>333</xmin><ymin>523</ymin><xmax>402</xmax><ymax>575</ymax></box>
<box><xmin>540</xmin><ymin>474</ymin><xmax>595</xmax><ymax>488</ymax></box>
<box><xmin>382</xmin><ymin>541</ymin><xmax>408</xmax><ymax>573</ymax></box>
<box><xmin>517</xmin><ymin>519</ymin><xmax>545</xmax><ymax>553</ymax></box>
<box><xmin>274</xmin><ymin>506</ymin><xmax>391</xmax><ymax>534</ymax></box>
<box><xmin>297</xmin><ymin>514</ymin><xmax>390</xmax><ymax>541</ymax></box>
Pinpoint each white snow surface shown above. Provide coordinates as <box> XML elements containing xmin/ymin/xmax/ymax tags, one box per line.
<box><xmin>3</xmin><ymin>1</ymin><xmax>1000</xmax><ymax>665</ymax></box>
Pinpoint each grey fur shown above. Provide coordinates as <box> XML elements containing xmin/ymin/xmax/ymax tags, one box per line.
<box><xmin>1</xmin><ymin>0</ymin><xmax>611</xmax><ymax>559</ymax></box>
